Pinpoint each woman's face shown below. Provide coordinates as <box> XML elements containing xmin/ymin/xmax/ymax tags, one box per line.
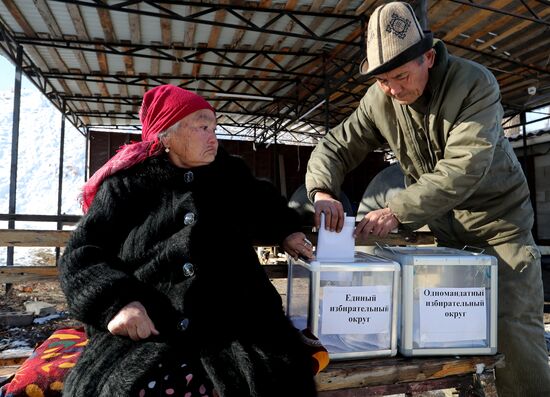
<box><xmin>163</xmin><ymin>109</ymin><xmax>218</xmax><ymax>168</ymax></box>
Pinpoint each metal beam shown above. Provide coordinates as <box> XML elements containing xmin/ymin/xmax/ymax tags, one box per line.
<box><xmin>6</xmin><ymin>45</ymin><xmax>23</xmax><ymax>271</ymax></box>
<box><xmin>0</xmin><ymin>214</ymin><xmax>81</xmax><ymax>223</ymax></box>
<box><xmin>449</xmin><ymin>0</ymin><xmax>550</xmax><ymax>27</ymax></box>
<box><xmin>15</xmin><ymin>37</ymin><xmax>324</xmax><ymax>78</ymax></box>
<box><xmin>50</xmin><ymin>0</ymin><xmax>361</xmax><ymax>45</ymax></box>
<box><xmin>16</xmin><ymin>37</ymin><xmax>325</xmax><ymax>57</ymax></box>
<box><xmin>0</xmin><ymin>22</ymin><xmax>87</xmax><ymax>133</ymax></box>
<box><xmin>42</xmin><ymin>71</ymin><xmax>300</xmax><ymax>83</ymax></box>
<box><xmin>444</xmin><ymin>40</ymin><xmax>550</xmax><ymax>77</ymax></box>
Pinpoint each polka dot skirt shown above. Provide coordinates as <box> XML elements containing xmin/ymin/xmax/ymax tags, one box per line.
<box><xmin>136</xmin><ymin>361</ymin><xmax>216</xmax><ymax>397</ymax></box>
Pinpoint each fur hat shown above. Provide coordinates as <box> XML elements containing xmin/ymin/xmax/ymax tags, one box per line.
<box><xmin>360</xmin><ymin>2</ymin><xmax>433</xmax><ymax>76</ymax></box>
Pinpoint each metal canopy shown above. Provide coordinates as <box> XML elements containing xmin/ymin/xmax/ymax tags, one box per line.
<box><xmin>0</xmin><ymin>0</ymin><xmax>549</xmax><ymax>145</ymax></box>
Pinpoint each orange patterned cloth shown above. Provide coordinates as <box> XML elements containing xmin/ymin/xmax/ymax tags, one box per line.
<box><xmin>0</xmin><ymin>328</ymin><xmax>87</xmax><ymax>397</ymax></box>
<box><xmin>300</xmin><ymin>328</ymin><xmax>330</xmax><ymax>375</ymax></box>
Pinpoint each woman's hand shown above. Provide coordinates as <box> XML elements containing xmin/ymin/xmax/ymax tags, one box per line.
<box><xmin>283</xmin><ymin>232</ymin><xmax>314</xmax><ymax>260</ymax></box>
<box><xmin>107</xmin><ymin>301</ymin><xmax>159</xmax><ymax>341</ymax></box>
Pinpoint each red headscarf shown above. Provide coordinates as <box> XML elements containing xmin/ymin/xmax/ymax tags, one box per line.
<box><xmin>81</xmin><ymin>85</ymin><xmax>216</xmax><ymax>213</ymax></box>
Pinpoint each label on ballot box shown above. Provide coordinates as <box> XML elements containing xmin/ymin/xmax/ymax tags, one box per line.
<box><xmin>321</xmin><ymin>286</ymin><xmax>392</xmax><ymax>335</ymax></box>
<box><xmin>419</xmin><ymin>287</ymin><xmax>486</xmax><ymax>344</ymax></box>
<box><xmin>287</xmin><ymin>252</ymin><xmax>400</xmax><ymax>360</ymax></box>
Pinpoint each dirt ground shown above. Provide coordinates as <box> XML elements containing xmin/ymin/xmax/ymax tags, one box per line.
<box><xmin>1</xmin><ymin>251</ymin><xmax>548</xmax><ymax>351</ymax></box>
<box><xmin>0</xmin><ymin>282</ymin><xmax>81</xmax><ymax>350</ymax></box>
<box><xmin>2</xmin><ymin>255</ymin><xmax>550</xmax><ymax>354</ymax></box>
<box><xmin>1</xmin><ymin>278</ymin><xmax>550</xmax><ymax>397</ymax></box>
<box><xmin>2</xmin><ymin>278</ymin><xmax>550</xmax><ymax>352</ymax></box>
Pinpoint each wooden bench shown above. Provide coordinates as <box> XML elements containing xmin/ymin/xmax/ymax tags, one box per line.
<box><xmin>317</xmin><ymin>354</ymin><xmax>503</xmax><ymax>396</ymax></box>
<box><xmin>1</xmin><ymin>229</ymin><xmax>505</xmax><ymax>396</ymax></box>
<box><xmin>0</xmin><ymin>228</ymin><xmax>435</xmax><ymax>283</ymax></box>
<box><xmin>0</xmin><ymin>348</ymin><xmax>502</xmax><ymax>396</ymax></box>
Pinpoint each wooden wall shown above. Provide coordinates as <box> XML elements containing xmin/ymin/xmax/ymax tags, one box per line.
<box><xmin>89</xmin><ymin>132</ymin><xmax>389</xmax><ymax>216</ymax></box>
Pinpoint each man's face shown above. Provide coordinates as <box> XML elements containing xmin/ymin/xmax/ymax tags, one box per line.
<box><xmin>374</xmin><ymin>50</ymin><xmax>435</xmax><ymax>105</ymax></box>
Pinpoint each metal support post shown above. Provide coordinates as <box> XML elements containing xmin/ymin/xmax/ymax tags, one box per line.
<box><xmin>6</xmin><ymin>45</ymin><xmax>23</xmax><ymax>293</ymax></box>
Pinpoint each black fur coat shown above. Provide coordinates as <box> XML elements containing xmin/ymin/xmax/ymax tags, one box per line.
<box><xmin>59</xmin><ymin>149</ymin><xmax>317</xmax><ymax>396</ymax></box>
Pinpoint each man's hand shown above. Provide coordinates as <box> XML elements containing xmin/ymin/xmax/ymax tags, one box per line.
<box><xmin>282</xmin><ymin>232</ymin><xmax>314</xmax><ymax>260</ymax></box>
<box><xmin>107</xmin><ymin>301</ymin><xmax>159</xmax><ymax>341</ymax></box>
<box><xmin>355</xmin><ymin>207</ymin><xmax>400</xmax><ymax>241</ymax></box>
<box><xmin>313</xmin><ymin>191</ymin><xmax>345</xmax><ymax>232</ymax></box>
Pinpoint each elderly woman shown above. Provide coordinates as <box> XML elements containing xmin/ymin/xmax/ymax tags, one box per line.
<box><xmin>59</xmin><ymin>85</ymin><xmax>317</xmax><ymax>397</ymax></box>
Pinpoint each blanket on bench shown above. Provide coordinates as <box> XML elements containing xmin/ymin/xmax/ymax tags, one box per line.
<box><xmin>0</xmin><ymin>328</ymin><xmax>86</xmax><ymax>397</ymax></box>
<box><xmin>0</xmin><ymin>327</ymin><xmax>328</xmax><ymax>396</ymax></box>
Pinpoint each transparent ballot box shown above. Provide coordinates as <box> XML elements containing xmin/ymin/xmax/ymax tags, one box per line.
<box><xmin>287</xmin><ymin>252</ymin><xmax>400</xmax><ymax>360</ymax></box>
<box><xmin>375</xmin><ymin>246</ymin><xmax>498</xmax><ymax>357</ymax></box>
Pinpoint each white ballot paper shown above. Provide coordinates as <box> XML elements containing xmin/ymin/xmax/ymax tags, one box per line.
<box><xmin>316</xmin><ymin>213</ymin><xmax>355</xmax><ymax>262</ymax></box>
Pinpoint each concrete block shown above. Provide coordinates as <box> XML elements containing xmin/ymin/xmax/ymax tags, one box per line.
<box><xmin>24</xmin><ymin>301</ymin><xmax>57</xmax><ymax>316</ymax></box>
<box><xmin>0</xmin><ymin>312</ymin><xmax>35</xmax><ymax>327</ymax></box>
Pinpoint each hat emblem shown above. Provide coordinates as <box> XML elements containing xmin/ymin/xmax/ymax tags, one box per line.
<box><xmin>386</xmin><ymin>13</ymin><xmax>411</xmax><ymax>39</ymax></box>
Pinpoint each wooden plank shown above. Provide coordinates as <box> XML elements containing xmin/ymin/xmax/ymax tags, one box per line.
<box><xmin>0</xmin><ymin>230</ymin><xmax>71</xmax><ymax>247</ymax></box>
<box><xmin>0</xmin><ymin>227</ymin><xmax>434</xmax><ymax>284</ymax></box>
<box><xmin>0</xmin><ymin>228</ymin><xmax>433</xmax><ymax>249</ymax></box>
<box><xmin>442</xmin><ymin>0</ymin><xmax>514</xmax><ymax>41</ymax></box>
<box><xmin>191</xmin><ymin>43</ymin><xmax>207</xmax><ymax>79</ymax></box>
<box><xmin>195</xmin><ymin>2</ymin><xmax>227</xmax><ymax>92</ymax></box>
<box><xmin>0</xmin><ymin>266</ymin><xmax>59</xmax><ymax>283</ymax></box>
<box><xmin>0</xmin><ymin>365</ymin><xmax>19</xmax><ymax>385</ymax></box>
<box><xmin>512</xmin><ymin>36</ymin><xmax>550</xmax><ymax>65</ymax></box>
<box><xmin>34</xmin><ymin>32</ymin><xmax>72</xmax><ymax>96</ymax></box>
<box><xmin>459</xmin><ymin>1</ymin><xmax>533</xmax><ymax>47</ymax></box>
<box><xmin>123</xmin><ymin>4</ymin><xmax>138</xmax><ymax>76</ymax></box>
<box><xmin>266</xmin><ymin>2</ymin><xmax>324</xmax><ymax>96</ymax></box>
<box><xmin>172</xmin><ymin>42</ymin><xmax>183</xmax><ymax>77</ymax></box>
<box><xmin>255</xmin><ymin>0</ymin><xmax>297</xmax><ymax>94</ymax></box>
<box><xmin>214</xmin><ymin>36</ymin><xmax>251</xmax><ymax>97</ymax></box>
<box><xmin>66</xmin><ymin>3</ymin><xmax>89</xmax><ymax>40</ymax></box>
<box><xmin>233</xmin><ymin>0</ymin><xmax>276</xmax><ymax>108</ymax></box>
<box><xmin>315</xmin><ymin>354</ymin><xmax>504</xmax><ymax>391</ymax></box>
<box><xmin>431</xmin><ymin>3</ymin><xmax>469</xmax><ymax>32</ymax></box>
<box><xmin>2</xmin><ymin>0</ymin><xmax>35</xmax><ymax>37</ymax></box>
<box><xmin>128</xmin><ymin>3</ymin><xmax>141</xmax><ymax>43</ymax></box>
<box><xmin>318</xmin><ymin>374</ymin><xmax>473</xmax><ymax>396</ymax></box>
<box><xmin>476</xmin><ymin>371</ymin><xmax>498</xmax><ymax>397</ymax></box>
<box><xmin>0</xmin><ymin>351</ymin><xmax>33</xmax><ymax>367</ymax></box>
<box><xmin>122</xmin><ymin>40</ymin><xmax>136</xmax><ymax>76</ymax></box>
<box><xmin>95</xmin><ymin>42</ymin><xmax>109</xmax><ymax>73</ymax></box>
<box><xmin>118</xmin><ymin>72</ymin><xmax>130</xmax><ymax>115</ymax></box>
<box><xmin>150</xmin><ymin>41</ymin><xmax>161</xmax><ymax>77</ymax></box>
<box><xmin>0</xmin><ymin>351</ymin><xmax>33</xmax><ymax>385</ymax></box>
<box><xmin>97</xmin><ymin>7</ymin><xmax>116</xmax><ymax>42</ymax></box>
<box><xmin>160</xmin><ymin>4</ymin><xmax>172</xmax><ymax>44</ymax></box>
<box><xmin>0</xmin><ymin>264</ymin><xmax>286</xmax><ymax>284</ymax></box>
<box><xmin>184</xmin><ymin>5</ymin><xmax>197</xmax><ymax>48</ymax></box>
<box><xmin>34</xmin><ymin>0</ymin><xmax>63</xmax><ymax>38</ymax></box>
<box><xmin>475</xmin><ymin>6</ymin><xmax>550</xmax><ymax>51</ymax></box>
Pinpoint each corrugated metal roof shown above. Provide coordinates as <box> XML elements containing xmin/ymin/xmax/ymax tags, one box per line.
<box><xmin>0</xmin><ymin>0</ymin><xmax>549</xmax><ymax>145</ymax></box>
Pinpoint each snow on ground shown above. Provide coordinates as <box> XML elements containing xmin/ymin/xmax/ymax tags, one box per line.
<box><xmin>0</xmin><ymin>84</ymin><xmax>86</xmax><ymax>267</ymax></box>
